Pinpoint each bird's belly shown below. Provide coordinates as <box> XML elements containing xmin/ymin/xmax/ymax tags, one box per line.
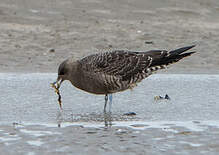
<box><xmin>70</xmin><ymin>72</ymin><xmax>134</xmax><ymax>95</ymax></box>
<box><xmin>70</xmin><ymin>76</ymin><xmax>108</xmax><ymax>95</ymax></box>
<box><xmin>78</xmin><ymin>84</ymin><xmax>108</xmax><ymax>95</ymax></box>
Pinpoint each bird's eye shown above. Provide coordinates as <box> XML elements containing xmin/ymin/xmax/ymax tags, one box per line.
<box><xmin>59</xmin><ymin>69</ymin><xmax>65</xmax><ymax>75</ymax></box>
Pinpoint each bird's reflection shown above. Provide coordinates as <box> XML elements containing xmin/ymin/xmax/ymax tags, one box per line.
<box><xmin>56</xmin><ymin>110</ymin><xmax>63</xmax><ymax>128</ymax></box>
<box><xmin>56</xmin><ymin>110</ymin><xmax>113</xmax><ymax>128</ymax></box>
<box><xmin>104</xmin><ymin>112</ymin><xmax>112</xmax><ymax>127</ymax></box>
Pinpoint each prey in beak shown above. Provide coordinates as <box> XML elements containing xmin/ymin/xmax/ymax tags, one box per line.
<box><xmin>51</xmin><ymin>59</ymin><xmax>72</xmax><ymax>109</ymax></box>
<box><xmin>51</xmin><ymin>76</ymin><xmax>64</xmax><ymax>109</ymax></box>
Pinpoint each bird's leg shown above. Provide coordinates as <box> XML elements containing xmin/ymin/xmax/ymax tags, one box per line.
<box><xmin>104</xmin><ymin>94</ymin><xmax>108</xmax><ymax>113</ymax></box>
<box><xmin>108</xmin><ymin>94</ymin><xmax>113</xmax><ymax>113</ymax></box>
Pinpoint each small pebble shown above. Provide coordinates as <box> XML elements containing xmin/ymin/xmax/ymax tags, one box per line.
<box><xmin>108</xmin><ymin>44</ymin><xmax>113</xmax><ymax>48</ymax></box>
<box><xmin>48</xmin><ymin>48</ymin><xmax>55</xmax><ymax>53</ymax></box>
<box><xmin>15</xmin><ymin>44</ymin><xmax>21</xmax><ymax>48</ymax></box>
<box><xmin>145</xmin><ymin>41</ymin><xmax>154</xmax><ymax>44</ymax></box>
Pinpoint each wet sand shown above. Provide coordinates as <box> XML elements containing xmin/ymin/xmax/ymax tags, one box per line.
<box><xmin>1</xmin><ymin>73</ymin><xmax>219</xmax><ymax>154</ymax></box>
<box><xmin>1</xmin><ymin>121</ymin><xmax>219</xmax><ymax>155</ymax></box>
<box><xmin>0</xmin><ymin>0</ymin><xmax>219</xmax><ymax>73</ymax></box>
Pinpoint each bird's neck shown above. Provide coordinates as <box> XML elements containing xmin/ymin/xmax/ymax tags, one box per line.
<box><xmin>68</xmin><ymin>61</ymin><xmax>83</xmax><ymax>88</ymax></box>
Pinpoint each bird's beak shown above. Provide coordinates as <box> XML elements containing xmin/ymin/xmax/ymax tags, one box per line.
<box><xmin>53</xmin><ymin>75</ymin><xmax>64</xmax><ymax>89</ymax></box>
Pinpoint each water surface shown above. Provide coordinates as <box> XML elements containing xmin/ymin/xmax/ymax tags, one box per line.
<box><xmin>0</xmin><ymin>73</ymin><xmax>219</xmax><ymax>154</ymax></box>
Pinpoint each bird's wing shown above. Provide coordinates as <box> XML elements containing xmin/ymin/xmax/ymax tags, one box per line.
<box><xmin>79</xmin><ymin>45</ymin><xmax>195</xmax><ymax>82</ymax></box>
<box><xmin>79</xmin><ymin>50</ymin><xmax>153</xmax><ymax>80</ymax></box>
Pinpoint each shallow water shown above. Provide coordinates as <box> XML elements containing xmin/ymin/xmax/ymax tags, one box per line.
<box><xmin>0</xmin><ymin>73</ymin><xmax>219</xmax><ymax>154</ymax></box>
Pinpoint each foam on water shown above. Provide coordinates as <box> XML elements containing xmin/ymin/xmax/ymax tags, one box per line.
<box><xmin>27</xmin><ymin>140</ymin><xmax>44</xmax><ymax>147</ymax></box>
<box><xmin>19</xmin><ymin>129</ymin><xmax>61</xmax><ymax>137</ymax></box>
<box><xmin>9</xmin><ymin>120</ymin><xmax>219</xmax><ymax>133</ymax></box>
<box><xmin>0</xmin><ymin>137</ymin><xmax>21</xmax><ymax>142</ymax></box>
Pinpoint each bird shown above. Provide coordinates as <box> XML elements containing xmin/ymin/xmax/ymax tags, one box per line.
<box><xmin>53</xmin><ymin>45</ymin><xmax>196</xmax><ymax>113</ymax></box>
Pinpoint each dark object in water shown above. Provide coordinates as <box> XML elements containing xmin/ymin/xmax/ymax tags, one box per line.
<box><xmin>177</xmin><ymin>131</ymin><xmax>192</xmax><ymax>135</ymax></box>
<box><xmin>123</xmin><ymin>112</ymin><xmax>137</xmax><ymax>116</ymax></box>
<box><xmin>52</xmin><ymin>45</ymin><xmax>195</xmax><ymax>112</ymax></box>
<box><xmin>165</xmin><ymin>94</ymin><xmax>170</xmax><ymax>100</ymax></box>
<box><xmin>154</xmin><ymin>94</ymin><xmax>171</xmax><ymax>101</ymax></box>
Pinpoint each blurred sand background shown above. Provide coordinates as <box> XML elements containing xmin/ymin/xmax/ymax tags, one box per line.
<box><xmin>0</xmin><ymin>0</ymin><xmax>219</xmax><ymax>73</ymax></box>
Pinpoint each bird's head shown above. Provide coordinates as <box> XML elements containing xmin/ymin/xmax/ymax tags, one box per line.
<box><xmin>51</xmin><ymin>59</ymin><xmax>71</xmax><ymax>109</ymax></box>
<box><xmin>57</xmin><ymin>60</ymin><xmax>69</xmax><ymax>83</ymax></box>
<box><xmin>53</xmin><ymin>58</ymin><xmax>78</xmax><ymax>88</ymax></box>
<box><xmin>56</xmin><ymin>60</ymin><xmax>69</xmax><ymax>86</ymax></box>
<box><xmin>51</xmin><ymin>56</ymin><xmax>79</xmax><ymax>109</ymax></box>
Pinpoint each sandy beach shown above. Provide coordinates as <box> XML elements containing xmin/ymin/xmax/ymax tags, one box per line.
<box><xmin>0</xmin><ymin>0</ymin><xmax>219</xmax><ymax>73</ymax></box>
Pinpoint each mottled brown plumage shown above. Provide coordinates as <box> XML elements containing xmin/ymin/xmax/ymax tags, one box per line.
<box><xmin>54</xmin><ymin>45</ymin><xmax>196</xmax><ymax>111</ymax></box>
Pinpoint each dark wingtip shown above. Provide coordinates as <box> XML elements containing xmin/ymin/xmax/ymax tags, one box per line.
<box><xmin>180</xmin><ymin>51</ymin><xmax>196</xmax><ymax>58</ymax></box>
<box><xmin>186</xmin><ymin>45</ymin><xmax>196</xmax><ymax>50</ymax></box>
<box><xmin>190</xmin><ymin>51</ymin><xmax>196</xmax><ymax>54</ymax></box>
<box><xmin>170</xmin><ymin>45</ymin><xmax>196</xmax><ymax>55</ymax></box>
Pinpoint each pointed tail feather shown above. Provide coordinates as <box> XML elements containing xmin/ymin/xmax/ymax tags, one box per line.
<box><xmin>167</xmin><ymin>45</ymin><xmax>196</xmax><ymax>63</ymax></box>
<box><xmin>150</xmin><ymin>45</ymin><xmax>196</xmax><ymax>69</ymax></box>
<box><xmin>169</xmin><ymin>45</ymin><xmax>196</xmax><ymax>55</ymax></box>
<box><xmin>167</xmin><ymin>51</ymin><xmax>196</xmax><ymax>63</ymax></box>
